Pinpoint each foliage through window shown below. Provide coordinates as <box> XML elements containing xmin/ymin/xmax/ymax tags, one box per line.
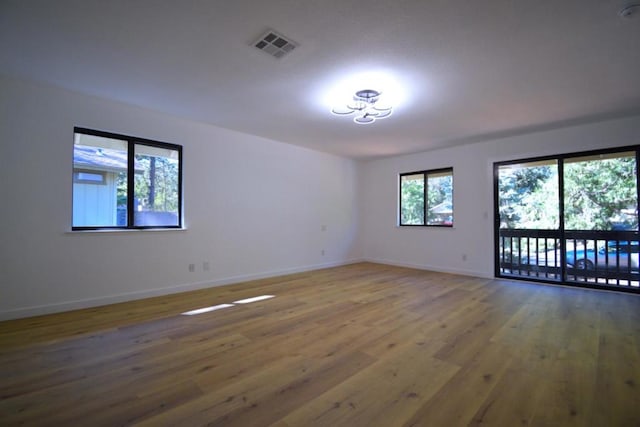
<box><xmin>497</xmin><ymin>160</ymin><xmax>559</xmax><ymax>230</ymax></box>
<box><xmin>72</xmin><ymin>128</ymin><xmax>182</xmax><ymax>230</ymax></box>
<box><xmin>399</xmin><ymin>168</ymin><xmax>453</xmax><ymax>226</ymax></box>
<box><xmin>563</xmin><ymin>153</ymin><xmax>638</xmax><ymax>231</ymax></box>
<box><xmin>497</xmin><ymin>152</ymin><xmax>638</xmax><ymax>232</ymax></box>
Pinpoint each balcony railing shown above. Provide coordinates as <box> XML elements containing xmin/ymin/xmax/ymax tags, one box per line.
<box><xmin>498</xmin><ymin>229</ymin><xmax>640</xmax><ymax>291</ymax></box>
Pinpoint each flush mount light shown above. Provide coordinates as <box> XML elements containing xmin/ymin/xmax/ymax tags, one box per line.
<box><xmin>331</xmin><ymin>89</ymin><xmax>392</xmax><ymax>124</ymax></box>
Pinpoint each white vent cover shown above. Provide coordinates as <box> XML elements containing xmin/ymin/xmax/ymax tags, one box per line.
<box><xmin>253</xmin><ymin>30</ymin><xmax>298</xmax><ymax>59</ymax></box>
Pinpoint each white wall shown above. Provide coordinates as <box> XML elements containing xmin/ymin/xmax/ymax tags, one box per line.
<box><xmin>360</xmin><ymin>115</ymin><xmax>640</xmax><ymax>278</ymax></box>
<box><xmin>0</xmin><ymin>76</ymin><xmax>362</xmax><ymax>320</ymax></box>
<box><xmin>2</xmin><ymin>74</ymin><xmax>638</xmax><ymax>321</ymax></box>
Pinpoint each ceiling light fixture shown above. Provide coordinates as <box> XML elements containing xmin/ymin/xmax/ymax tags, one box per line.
<box><xmin>331</xmin><ymin>89</ymin><xmax>392</xmax><ymax>124</ymax></box>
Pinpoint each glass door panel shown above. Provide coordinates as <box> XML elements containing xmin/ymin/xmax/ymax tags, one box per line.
<box><xmin>497</xmin><ymin>160</ymin><xmax>560</xmax><ymax>279</ymax></box>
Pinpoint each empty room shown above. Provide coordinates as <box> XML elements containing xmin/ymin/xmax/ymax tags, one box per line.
<box><xmin>1</xmin><ymin>1</ymin><xmax>640</xmax><ymax>426</ymax></box>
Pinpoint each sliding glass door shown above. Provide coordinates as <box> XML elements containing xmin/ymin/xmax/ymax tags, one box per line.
<box><xmin>495</xmin><ymin>147</ymin><xmax>640</xmax><ymax>292</ymax></box>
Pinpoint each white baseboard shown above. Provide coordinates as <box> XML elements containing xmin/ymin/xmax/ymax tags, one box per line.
<box><xmin>362</xmin><ymin>257</ymin><xmax>494</xmax><ymax>279</ymax></box>
<box><xmin>0</xmin><ymin>259</ymin><xmax>364</xmax><ymax>321</ymax></box>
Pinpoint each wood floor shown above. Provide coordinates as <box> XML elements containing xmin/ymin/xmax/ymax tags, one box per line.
<box><xmin>1</xmin><ymin>262</ymin><xmax>639</xmax><ymax>426</ymax></box>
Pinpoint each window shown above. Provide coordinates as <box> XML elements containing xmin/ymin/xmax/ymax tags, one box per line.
<box><xmin>495</xmin><ymin>146</ymin><xmax>640</xmax><ymax>292</ymax></box>
<box><xmin>399</xmin><ymin>168</ymin><xmax>453</xmax><ymax>226</ymax></box>
<box><xmin>497</xmin><ymin>159</ymin><xmax>559</xmax><ymax>230</ymax></box>
<box><xmin>74</xmin><ymin>170</ymin><xmax>106</xmax><ymax>184</ymax></box>
<box><xmin>72</xmin><ymin>128</ymin><xmax>182</xmax><ymax>230</ymax></box>
<box><xmin>563</xmin><ymin>152</ymin><xmax>638</xmax><ymax>231</ymax></box>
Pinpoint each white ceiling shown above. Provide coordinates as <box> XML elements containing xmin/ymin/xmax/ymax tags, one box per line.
<box><xmin>2</xmin><ymin>0</ymin><xmax>640</xmax><ymax>159</ymax></box>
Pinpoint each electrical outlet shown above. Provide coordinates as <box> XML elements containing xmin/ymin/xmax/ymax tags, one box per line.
<box><xmin>462</xmin><ymin>254</ymin><xmax>467</xmax><ymax>262</ymax></box>
<box><xmin>321</xmin><ymin>249</ymin><xmax>325</xmax><ymax>256</ymax></box>
<box><xmin>188</xmin><ymin>263</ymin><xmax>195</xmax><ymax>272</ymax></box>
<box><xmin>203</xmin><ymin>262</ymin><xmax>210</xmax><ymax>271</ymax></box>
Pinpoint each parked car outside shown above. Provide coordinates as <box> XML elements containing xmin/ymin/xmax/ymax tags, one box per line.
<box><xmin>525</xmin><ymin>241</ymin><xmax>639</xmax><ymax>271</ymax></box>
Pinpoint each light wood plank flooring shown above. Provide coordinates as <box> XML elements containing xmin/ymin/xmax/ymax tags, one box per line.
<box><xmin>1</xmin><ymin>262</ymin><xmax>639</xmax><ymax>426</ymax></box>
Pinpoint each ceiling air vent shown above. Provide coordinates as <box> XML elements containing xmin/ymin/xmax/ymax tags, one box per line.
<box><xmin>253</xmin><ymin>30</ymin><xmax>298</xmax><ymax>59</ymax></box>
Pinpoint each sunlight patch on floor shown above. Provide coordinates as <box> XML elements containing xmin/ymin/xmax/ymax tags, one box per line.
<box><xmin>181</xmin><ymin>304</ymin><xmax>235</xmax><ymax>315</ymax></box>
<box><xmin>181</xmin><ymin>295</ymin><xmax>276</xmax><ymax>315</ymax></box>
<box><xmin>233</xmin><ymin>295</ymin><xmax>275</xmax><ymax>304</ymax></box>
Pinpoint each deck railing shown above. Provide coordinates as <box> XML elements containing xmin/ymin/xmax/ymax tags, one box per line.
<box><xmin>498</xmin><ymin>229</ymin><xmax>640</xmax><ymax>290</ymax></box>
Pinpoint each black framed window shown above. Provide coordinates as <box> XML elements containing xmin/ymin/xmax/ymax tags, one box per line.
<box><xmin>399</xmin><ymin>167</ymin><xmax>453</xmax><ymax>226</ymax></box>
<box><xmin>72</xmin><ymin>127</ymin><xmax>183</xmax><ymax>230</ymax></box>
<box><xmin>494</xmin><ymin>145</ymin><xmax>640</xmax><ymax>293</ymax></box>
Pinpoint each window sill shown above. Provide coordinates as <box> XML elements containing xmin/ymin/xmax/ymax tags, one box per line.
<box><xmin>397</xmin><ymin>225</ymin><xmax>455</xmax><ymax>229</ymax></box>
<box><xmin>66</xmin><ymin>227</ymin><xmax>187</xmax><ymax>234</ymax></box>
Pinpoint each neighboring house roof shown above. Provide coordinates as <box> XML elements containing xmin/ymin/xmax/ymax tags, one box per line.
<box><xmin>74</xmin><ymin>146</ymin><xmax>142</xmax><ymax>173</ymax></box>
